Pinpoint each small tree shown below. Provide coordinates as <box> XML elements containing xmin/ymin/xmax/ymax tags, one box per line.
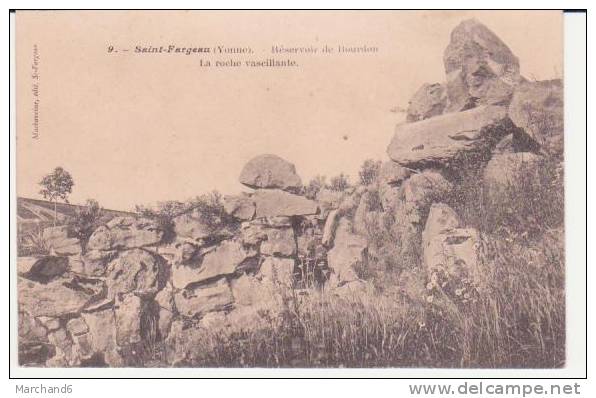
<box><xmin>359</xmin><ymin>159</ymin><xmax>382</xmax><ymax>186</ymax></box>
<box><xmin>39</xmin><ymin>167</ymin><xmax>74</xmax><ymax>226</ymax></box>
<box><xmin>328</xmin><ymin>173</ymin><xmax>350</xmax><ymax>192</ymax></box>
<box><xmin>304</xmin><ymin>175</ymin><xmax>327</xmax><ymax>199</ymax></box>
<box><xmin>71</xmin><ymin>199</ymin><xmax>103</xmax><ymax>250</ymax></box>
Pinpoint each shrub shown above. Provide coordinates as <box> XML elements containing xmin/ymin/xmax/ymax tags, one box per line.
<box><xmin>328</xmin><ymin>173</ymin><xmax>350</xmax><ymax>192</ymax></box>
<box><xmin>358</xmin><ymin>159</ymin><xmax>382</xmax><ymax>186</ymax></box>
<box><xmin>445</xmin><ymin>156</ymin><xmax>563</xmax><ymax>241</ymax></box>
<box><xmin>71</xmin><ymin>199</ymin><xmax>103</xmax><ymax>250</ymax></box>
<box><xmin>136</xmin><ymin>191</ymin><xmax>238</xmax><ymax>243</ymax></box>
<box><xmin>136</xmin><ymin>200</ymin><xmax>186</xmax><ymax>243</ymax></box>
<box><xmin>19</xmin><ymin>227</ymin><xmax>51</xmax><ymax>256</ymax></box>
<box><xmin>304</xmin><ymin>175</ymin><xmax>327</xmax><ymax>200</ymax></box>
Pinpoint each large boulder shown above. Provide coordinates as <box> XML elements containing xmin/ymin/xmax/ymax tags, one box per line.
<box><xmin>508</xmin><ymin>79</ymin><xmax>564</xmax><ymax>156</ymax></box>
<box><xmin>87</xmin><ymin>217</ymin><xmax>163</xmax><ymax>251</ymax></box>
<box><xmin>105</xmin><ymin>248</ymin><xmax>167</xmax><ymax>300</ymax></box>
<box><xmin>114</xmin><ymin>294</ymin><xmax>144</xmax><ymax>347</ymax></box>
<box><xmin>174</xmin><ymin>278</ymin><xmax>234</xmax><ymax>318</ymax></box>
<box><xmin>444</xmin><ymin>19</ymin><xmax>522</xmax><ymax>112</ymax></box>
<box><xmin>239</xmin><ymin>154</ymin><xmax>303</xmax><ymax>192</ymax></box>
<box><xmin>42</xmin><ymin>226</ymin><xmax>81</xmax><ymax>256</ymax></box>
<box><xmin>387</xmin><ymin>105</ymin><xmax>512</xmax><ymax>168</ymax></box>
<box><xmin>18</xmin><ymin>256</ymin><xmax>68</xmax><ymax>283</ymax></box>
<box><xmin>223</xmin><ymin>194</ymin><xmax>255</xmax><ymax>221</ymax></box>
<box><xmin>172</xmin><ymin>239</ymin><xmax>257</xmax><ymax>289</ymax></box>
<box><xmin>422</xmin><ymin>203</ymin><xmax>486</xmax><ymax>292</ymax></box>
<box><xmin>253</xmin><ymin>189</ymin><xmax>318</xmax><ymax>218</ymax></box>
<box><xmin>18</xmin><ymin>276</ymin><xmax>96</xmax><ymax>317</ymax></box>
<box><xmin>407</xmin><ymin>83</ymin><xmax>447</xmax><ymax>122</ymax></box>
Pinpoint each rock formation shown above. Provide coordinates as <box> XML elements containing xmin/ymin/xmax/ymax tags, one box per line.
<box><xmin>17</xmin><ymin>18</ymin><xmax>563</xmax><ymax>368</ymax></box>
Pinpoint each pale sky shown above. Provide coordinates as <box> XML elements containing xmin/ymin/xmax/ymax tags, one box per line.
<box><xmin>16</xmin><ymin>10</ymin><xmax>563</xmax><ymax>211</ymax></box>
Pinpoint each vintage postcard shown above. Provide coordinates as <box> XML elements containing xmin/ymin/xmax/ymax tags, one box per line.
<box><xmin>12</xmin><ymin>10</ymin><xmax>571</xmax><ymax>374</ymax></box>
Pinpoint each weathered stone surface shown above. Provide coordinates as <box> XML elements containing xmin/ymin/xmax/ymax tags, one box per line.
<box><xmin>46</xmin><ymin>328</ymin><xmax>74</xmax><ymax>366</ymax></box>
<box><xmin>327</xmin><ymin>219</ymin><xmax>367</xmax><ymax>284</ymax></box>
<box><xmin>66</xmin><ymin>317</ymin><xmax>89</xmax><ymax>336</ymax></box>
<box><xmin>81</xmin><ymin>309</ymin><xmax>123</xmax><ymax>366</ymax></box>
<box><xmin>422</xmin><ymin>203</ymin><xmax>461</xmax><ymax>247</ymax></box>
<box><xmin>87</xmin><ymin>217</ymin><xmax>163</xmax><ymax>250</ymax></box>
<box><xmin>322</xmin><ymin>209</ymin><xmax>341</xmax><ymax>247</ymax></box>
<box><xmin>18</xmin><ymin>256</ymin><xmax>68</xmax><ymax>283</ymax></box>
<box><xmin>259</xmin><ymin>257</ymin><xmax>295</xmax><ymax>286</ymax></box>
<box><xmin>37</xmin><ymin>316</ymin><xmax>61</xmax><ymax>332</ymax></box>
<box><xmin>43</xmin><ymin>226</ymin><xmax>82</xmax><ymax>256</ymax></box>
<box><xmin>19</xmin><ymin>311</ymin><xmax>49</xmax><ymax>343</ymax></box>
<box><xmin>114</xmin><ymin>294</ymin><xmax>143</xmax><ymax>347</ymax></box>
<box><xmin>377</xmin><ymin>162</ymin><xmax>412</xmax><ymax>211</ymax></box>
<box><xmin>105</xmin><ymin>248</ymin><xmax>166</xmax><ymax>300</ymax></box>
<box><xmin>239</xmin><ymin>154</ymin><xmax>303</xmax><ymax>192</ymax></box>
<box><xmin>444</xmin><ymin>19</ymin><xmax>521</xmax><ymax>112</ymax></box>
<box><xmin>18</xmin><ymin>276</ymin><xmax>95</xmax><ymax>318</ymax></box>
<box><xmin>174</xmin><ymin>278</ymin><xmax>234</xmax><ymax>318</ymax></box>
<box><xmin>240</xmin><ymin>222</ymin><xmax>269</xmax><ymax>246</ymax></box>
<box><xmin>407</xmin><ymin>83</ymin><xmax>447</xmax><ymax>122</ymax></box>
<box><xmin>483</xmin><ymin>152</ymin><xmax>542</xmax><ymax>200</ymax></box>
<box><xmin>402</xmin><ymin>171</ymin><xmax>453</xmax><ymax>221</ymax></box>
<box><xmin>80</xmin><ymin>250</ymin><xmax>117</xmax><ymax>277</ymax></box>
<box><xmin>423</xmin><ymin>226</ymin><xmax>485</xmax><ymax>290</ymax></box>
<box><xmin>508</xmin><ymin>79</ymin><xmax>563</xmax><ymax>156</ymax></box>
<box><xmin>378</xmin><ymin>161</ymin><xmax>411</xmax><ymax>186</ymax></box>
<box><xmin>172</xmin><ymin>239</ymin><xmax>256</xmax><ymax>289</ymax></box>
<box><xmin>260</xmin><ymin>227</ymin><xmax>296</xmax><ymax>257</ymax></box>
<box><xmin>387</xmin><ymin>105</ymin><xmax>511</xmax><ymax>167</ymax></box>
<box><xmin>353</xmin><ymin>192</ymin><xmax>375</xmax><ymax>236</ymax></box>
<box><xmin>223</xmin><ymin>194</ymin><xmax>256</xmax><ymax>220</ymax></box>
<box><xmin>253</xmin><ymin>189</ymin><xmax>318</xmax><ymax>218</ymax></box>
<box><xmin>230</xmin><ymin>274</ymin><xmax>264</xmax><ymax>306</ymax></box>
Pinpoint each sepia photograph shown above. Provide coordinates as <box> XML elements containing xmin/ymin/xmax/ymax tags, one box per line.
<box><xmin>10</xmin><ymin>9</ymin><xmax>578</xmax><ymax>375</ymax></box>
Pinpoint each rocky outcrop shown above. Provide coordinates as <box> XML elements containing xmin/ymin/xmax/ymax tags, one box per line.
<box><xmin>174</xmin><ymin>278</ymin><xmax>234</xmax><ymax>318</ymax></box>
<box><xmin>172</xmin><ymin>239</ymin><xmax>257</xmax><ymax>289</ymax></box>
<box><xmin>239</xmin><ymin>154</ymin><xmax>303</xmax><ymax>192</ymax></box>
<box><xmin>407</xmin><ymin>83</ymin><xmax>447</xmax><ymax>122</ymax></box>
<box><xmin>17</xmin><ymin>19</ymin><xmax>563</xmax><ymax>368</ymax></box>
<box><xmin>252</xmin><ymin>189</ymin><xmax>318</xmax><ymax>218</ymax></box>
<box><xmin>444</xmin><ymin>19</ymin><xmax>522</xmax><ymax>112</ymax></box>
<box><xmin>223</xmin><ymin>194</ymin><xmax>256</xmax><ymax>221</ymax></box>
<box><xmin>327</xmin><ymin>219</ymin><xmax>367</xmax><ymax>286</ymax></box>
<box><xmin>422</xmin><ymin>203</ymin><xmax>486</xmax><ymax>294</ymax></box>
<box><xmin>88</xmin><ymin>217</ymin><xmax>164</xmax><ymax>250</ymax></box>
<box><xmin>387</xmin><ymin>105</ymin><xmax>512</xmax><ymax>168</ymax></box>
<box><xmin>483</xmin><ymin>152</ymin><xmax>541</xmax><ymax>189</ymax></box>
<box><xmin>105</xmin><ymin>248</ymin><xmax>167</xmax><ymax>300</ymax></box>
<box><xmin>508</xmin><ymin>79</ymin><xmax>564</xmax><ymax>156</ymax></box>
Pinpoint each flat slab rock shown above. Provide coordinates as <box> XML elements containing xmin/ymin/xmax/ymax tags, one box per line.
<box><xmin>239</xmin><ymin>154</ymin><xmax>303</xmax><ymax>192</ymax></box>
<box><xmin>387</xmin><ymin>105</ymin><xmax>511</xmax><ymax>167</ymax></box>
<box><xmin>253</xmin><ymin>189</ymin><xmax>318</xmax><ymax>218</ymax></box>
